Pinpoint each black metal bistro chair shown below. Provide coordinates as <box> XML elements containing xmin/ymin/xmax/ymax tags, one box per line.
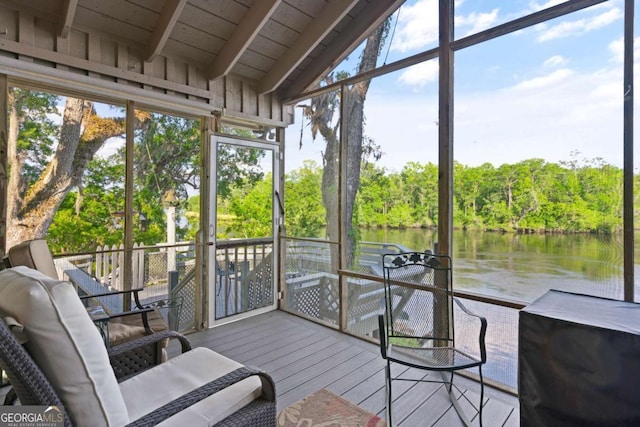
<box><xmin>377</xmin><ymin>252</ymin><xmax>487</xmax><ymax>427</ymax></box>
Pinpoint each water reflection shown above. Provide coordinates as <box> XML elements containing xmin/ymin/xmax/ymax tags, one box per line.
<box><xmin>360</xmin><ymin>228</ymin><xmax>628</xmax><ymax>303</ymax></box>
<box><xmin>358</xmin><ymin>228</ymin><xmax>635</xmax><ymax>389</ymax></box>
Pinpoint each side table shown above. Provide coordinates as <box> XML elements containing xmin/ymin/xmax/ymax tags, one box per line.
<box><xmin>86</xmin><ymin>306</ymin><xmax>110</xmax><ymax>347</ymax></box>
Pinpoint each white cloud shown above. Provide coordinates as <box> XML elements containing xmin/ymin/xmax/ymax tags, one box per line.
<box><xmin>354</xmin><ymin>61</ymin><xmax>627</xmax><ymax>172</ymax></box>
<box><xmin>528</xmin><ymin>0</ymin><xmax>566</xmax><ymax>12</ymax></box>
<box><xmin>391</xmin><ymin>0</ymin><xmax>439</xmax><ymax>53</ymax></box>
<box><xmin>286</xmin><ymin>1</ymin><xmax>636</xmax><ymax>173</ymax></box>
<box><xmin>392</xmin><ymin>0</ymin><xmax>621</xmax><ymax>52</ymax></box>
<box><xmin>286</xmin><ymin>56</ymin><xmax>635</xmax><ymax>174</ymax></box>
<box><xmin>543</xmin><ymin>55</ymin><xmax>569</xmax><ymax>68</ymax></box>
<box><xmin>391</xmin><ymin>0</ymin><xmax>499</xmax><ymax>52</ymax></box>
<box><xmin>512</xmin><ymin>68</ymin><xmax>574</xmax><ymax>91</ymax></box>
<box><xmin>609</xmin><ymin>38</ymin><xmax>624</xmax><ymax>62</ymax></box>
<box><xmin>537</xmin><ymin>7</ymin><xmax>623</xmax><ymax>42</ymax></box>
<box><xmin>398</xmin><ymin>61</ymin><xmax>439</xmax><ymax>88</ymax></box>
<box><xmin>608</xmin><ymin>36</ymin><xmax>640</xmax><ymax>63</ymax></box>
<box><xmin>453</xmin><ymin>64</ymin><xmax>626</xmax><ymax>168</ymax></box>
<box><xmin>456</xmin><ymin>9</ymin><xmax>500</xmax><ymax>36</ymax></box>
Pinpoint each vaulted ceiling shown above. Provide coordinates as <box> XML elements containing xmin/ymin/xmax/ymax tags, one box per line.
<box><xmin>0</xmin><ymin>0</ymin><xmax>403</xmax><ymax>102</ymax></box>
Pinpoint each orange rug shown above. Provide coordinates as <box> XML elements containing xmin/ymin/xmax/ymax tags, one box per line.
<box><xmin>278</xmin><ymin>388</ymin><xmax>387</xmax><ymax>427</ymax></box>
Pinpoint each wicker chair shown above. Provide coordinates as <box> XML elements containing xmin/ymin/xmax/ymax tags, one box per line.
<box><xmin>6</xmin><ymin>239</ymin><xmax>171</xmax><ymax>363</ymax></box>
<box><xmin>0</xmin><ymin>266</ymin><xmax>276</xmax><ymax>426</ymax></box>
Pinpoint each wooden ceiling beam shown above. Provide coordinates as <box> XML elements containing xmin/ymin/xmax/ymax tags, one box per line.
<box><xmin>283</xmin><ymin>0</ymin><xmax>404</xmax><ymax>99</ymax></box>
<box><xmin>208</xmin><ymin>0</ymin><xmax>282</xmax><ymax>80</ymax></box>
<box><xmin>58</xmin><ymin>0</ymin><xmax>78</xmax><ymax>38</ymax></box>
<box><xmin>146</xmin><ymin>0</ymin><xmax>188</xmax><ymax>62</ymax></box>
<box><xmin>259</xmin><ymin>0</ymin><xmax>359</xmax><ymax>94</ymax></box>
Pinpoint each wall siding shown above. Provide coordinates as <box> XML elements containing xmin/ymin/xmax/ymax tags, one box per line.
<box><xmin>0</xmin><ymin>9</ymin><xmax>293</xmax><ymax>126</ymax></box>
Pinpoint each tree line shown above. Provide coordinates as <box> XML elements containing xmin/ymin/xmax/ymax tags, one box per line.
<box><xmin>8</xmin><ymin>88</ymin><xmax>630</xmax><ymax>255</ymax></box>
<box><xmin>284</xmin><ymin>157</ymin><xmax>629</xmax><ymax>237</ymax></box>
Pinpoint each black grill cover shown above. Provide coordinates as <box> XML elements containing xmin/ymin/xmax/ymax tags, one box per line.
<box><xmin>519</xmin><ymin>289</ymin><xmax>640</xmax><ymax>427</ymax></box>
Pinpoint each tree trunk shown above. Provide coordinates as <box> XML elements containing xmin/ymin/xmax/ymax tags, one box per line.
<box><xmin>7</xmin><ymin>90</ymin><xmax>24</xmax><ymax>224</ymax></box>
<box><xmin>8</xmin><ymin>98</ymin><xmax>87</xmax><ymax>246</ymax></box>
<box><xmin>330</xmin><ymin>24</ymin><xmax>386</xmax><ymax>268</ymax></box>
<box><xmin>305</xmin><ymin>23</ymin><xmax>388</xmax><ymax>270</ymax></box>
<box><xmin>7</xmin><ymin>97</ymin><xmax>142</xmax><ymax>248</ymax></box>
<box><xmin>321</xmin><ymin>121</ymin><xmax>340</xmax><ymax>268</ymax></box>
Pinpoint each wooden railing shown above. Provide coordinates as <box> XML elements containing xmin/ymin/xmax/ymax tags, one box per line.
<box><xmin>53</xmin><ymin>242</ymin><xmax>198</xmax><ymax>332</ymax></box>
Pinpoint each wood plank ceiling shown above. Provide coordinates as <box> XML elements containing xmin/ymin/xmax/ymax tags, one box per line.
<box><xmin>0</xmin><ymin>0</ymin><xmax>403</xmax><ymax>101</ymax></box>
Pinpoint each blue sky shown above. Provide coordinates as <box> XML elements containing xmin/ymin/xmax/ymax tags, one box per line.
<box><xmin>285</xmin><ymin>0</ymin><xmax>637</xmax><ymax>173</ymax></box>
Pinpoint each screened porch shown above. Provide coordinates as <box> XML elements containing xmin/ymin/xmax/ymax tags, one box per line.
<box><xmin>0</xmin><ymin>0</ymin><xmax>637</xmax><ymax>425</ymax></box>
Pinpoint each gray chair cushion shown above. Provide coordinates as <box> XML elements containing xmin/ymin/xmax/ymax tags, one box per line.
<box><xmin>0</xmin><ymin>267</ymin><xmax>129</xmax><ymax>426</ymax></box>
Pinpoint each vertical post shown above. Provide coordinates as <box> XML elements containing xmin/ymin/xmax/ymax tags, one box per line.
<box><xmin>277</xmin><ymin>127</ymin><xmax>286</xmax><ymax>311</ymax></box>
<box><xmin>436</xmin><ymin>0</ymin><xmax>454</xmax><ymax>344</ymax></box>
<box><xmin>0</xmin><ymin>75</ymin><xmax>7</xmax><ymax>258</ymax></box>
<box><xmin>438</xmin><ymin>0</ymin><xmax>454</xmax><ymax>258</ymax></box>
<box><xmin>166</xmin><ymin>205</ymin><xmax>177</xmax><ymax>271</ymax></box>
<box><xmin>123</xmin><ymin>100</ymin><xmax>135</xmax><ymax>309</ymax></box>
<box><xmin>623</xmin><ymin>0</ymin><xmax>634</xmax><ymax>302</ymax></box>
<box><xmin>339</xmin><ymin>84</ymin><xmax>348</xmax><ymax>332</ymax></box>
<box><xmin>197</xmin><ymin>115</ymin><xmax>212</xmax><ymax>329</ymax></box>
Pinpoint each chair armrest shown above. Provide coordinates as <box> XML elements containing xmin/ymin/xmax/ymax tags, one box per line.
<box><xmin>453</xmin><ymin>297</ymin><xmax>487</xmax><ymax>363</ymax></box>
<box><xmin>125</xmin><ymin>366</ymin><xmax>275</xmax><ymax>426</ymax></box>
<box><xmin>108</xmin><ymin>307</ymin><xmax>156</xmax><ymax>334</ymax></box>
<box><xmin>108</xmin><ymin>331</ymin><xmax>192</xmax><ymax>381</ymax></box>
<box><xmin>109</xmin><ymin>330</ymin><xmax>191</xmax><ymax>356</ymax></box>
<box><xmin>107</xmin><ymin>307</ymin><xmax>154</xmax><ymax>318</ymax></box>
<box><xmin>79</xmin><ymin>288</ymin><xmax>146</xmax><ymax>309</ymax></box>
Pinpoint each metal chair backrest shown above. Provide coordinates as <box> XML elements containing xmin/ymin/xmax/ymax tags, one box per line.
<box><xmin>381</xmin><ymin>252</ymin><xmax>454</xmax><ymax>346</ymax></box>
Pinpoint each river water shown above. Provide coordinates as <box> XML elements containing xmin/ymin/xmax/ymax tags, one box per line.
<box><xmin>360</xmin><ymin>228</ymin><xmax>633</xmax><ymax>389</ymax></box>
<box><xmin>360</xmin><ymin>228</ymin><xmax>630</xmax><ymax>304</ymax></box>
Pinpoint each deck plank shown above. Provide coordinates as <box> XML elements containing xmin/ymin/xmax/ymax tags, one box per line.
<box><xmin>278</xmin><ymin>350</ymin><xmax>378</xmax><ymax>409</ymax></box>
<box><xmin>174</xmin><ymin>310</ymin><xmax>519</xmax><ymax>426</ymax></box>
<box><xmin>326</xmin><ymin>359</ymin><xmax>384</xmax><ymax>395</ymax></box>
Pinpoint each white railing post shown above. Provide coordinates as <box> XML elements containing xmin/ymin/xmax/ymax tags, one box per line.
<box><xmin>132</xmin><ymin>242</ymin><xmax>139</xmax><ymax>289</ymax></box>
<box><xmin>102</xmin><ymin>245</ymin><xmax>110</xmax><ymax>284</ymax></box>
<box><xmin>95</xmin><ymin>247</ymin><xmax>102</xmax><ymax>281</ymax></box>
<box><xmin>109</xmin><ymin>244</ymin><xmax>118</xmax><ymax>290</ymax></box>
<box><xmin>118</xmin><ymin>243</ymin><xmax>125</xmax><ymax>290</ymax></box>
<box><xmin>138</xmin><ymin>244</ymin><xmax>145</xmax><ymax>288</ymax></box>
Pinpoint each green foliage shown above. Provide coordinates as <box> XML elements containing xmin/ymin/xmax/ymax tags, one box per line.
<box><xmin>11</xmin><ymin>89</ymin><xmax>59</xmax><ymax>184</ymax></box>
<box><xmin>452</xmin><ymin>159</ymin><xmax>623</xmax><ymax>233</ymax></box>
<box><xmin>36</xmin><ymin>92</ymin><xmax>625</xmax><ymax>253</ymax></box>
<box><xmin>47</xmin><ymin>155</ymin><xmax>165</xmax><ymax>252</ymax></box>
<box><xmin>286</xmin><ymin>157</ymin><xmax>624</xmax><ymax>236</ymax></box>
<box><xmin>184</xmin><ymin>195</ymin><xmax>200</xmax><ymax>241</ymax></box>
<box><xmin>284</xmin><ymin>161</ymin><xmax>325</xmax><ymax>237</ymax></box>
<box><xmin>216</xmin><ymin>145</ymin><xmax>266</xmax><ymax>199</ymax></box>
<box><xmin>226</xmin><ymin>173</ymin><xmax>273</xmax><ymax>238</ymax></box>
<box><xmin>47</xmin><ymin>111</ymin><xmax>201</xmax><ymax>252</ymax></box>
<box><xmin>400</xmin><ymin>162</ymin><xmax>438</xmax><ymax>227</ymax></box>
<box><xmin>356</xmin><ymin>163</ymin><xmax>390</xmax><ymax>226</ymax></box>
<box><xmin>44</xmin><ymin>112</ymin><xmax>274</xmax><ymax>250</ymax></box>
<box><xmin>134</xmin><ymin>113</ymin><xmax>200</xmax><ymax>201</ymax></box>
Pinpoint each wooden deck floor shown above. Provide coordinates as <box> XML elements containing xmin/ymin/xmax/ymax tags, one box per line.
<box><xmin>172</xmin><ymin>310</ymin><xmax>520</xmax><ymax>427</ymax></box>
